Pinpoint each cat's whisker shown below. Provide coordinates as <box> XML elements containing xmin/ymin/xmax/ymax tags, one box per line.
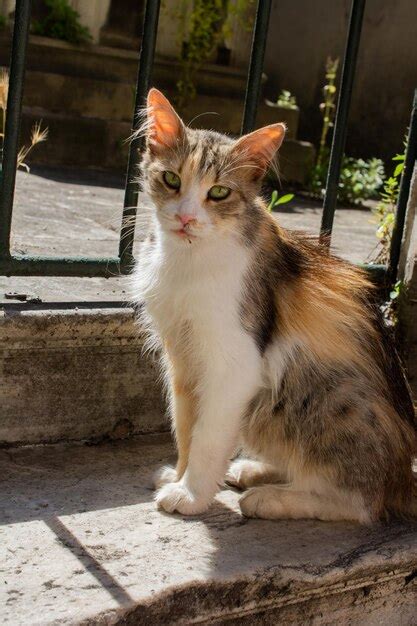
<box><xmin>187</xmin><ymin>111</ymin><xmax>220</xmax><ymax>128</ymax></box>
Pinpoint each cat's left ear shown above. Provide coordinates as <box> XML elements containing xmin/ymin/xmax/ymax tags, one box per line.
<box><xmin>232</xmin><ymin>123</ymin><xmax>286</xmax><ymax>176</ymax></box>
<box><xmin>147</xmin><ymin>88</ymin><xmax>185</xmax><ymax>154</ymax></box>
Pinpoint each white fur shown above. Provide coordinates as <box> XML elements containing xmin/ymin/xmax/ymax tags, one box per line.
<box><xmin>133</xmin><ymin>203</ymin><xmax>278</xmax><ymax>513</ymax></box>
<box><xmin>153</xmin><ymin>465</ymin><xmax>177</xmax><ymax>489</ymax></box>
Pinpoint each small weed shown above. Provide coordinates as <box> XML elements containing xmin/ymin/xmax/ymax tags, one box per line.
<box><xmin>309</xmin><ymin>57</ymin><xmax>384</xmax><ymax>206</ymax></box>
<box><xmin>276</xmin><ymin>90</ymin><xmax>297</xmax><ymax>110</ymax></box>
<box><xmin>268</xmin><ymin>190</ymin><xmax>294</xmax><ymax>212</ymax></box>
<box><xmin>0</xmin><ymin>69</ymin><xmax>48</xmax><ymax>171</ymax></box>
<box><xmin>371</xmin><ymin>149</ymin><xmax>405</xmax><ymax>263</ymax></box>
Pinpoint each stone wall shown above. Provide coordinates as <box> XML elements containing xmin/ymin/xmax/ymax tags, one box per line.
<box><xmin>399</xmin><ymin>164</ymin><xmax>417</xmax><ymax>402</ymax></box>
<box><xmin>263</xmin><ymin>0</ymin><xmax>417</xmax><ymax>162</ymax></box>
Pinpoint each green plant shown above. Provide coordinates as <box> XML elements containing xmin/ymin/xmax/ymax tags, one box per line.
<box><xmin>268</xmin><ymin>190</ymin><xmax>294</xmax><ymax>211</ymax></box>
<box><xmin>310</xmin><ymin>150</ymin><xmax>384</xmax><ymax>206</ymax></box>
<box><xmin>0</xmin><ymin>69</ymin><xmax>48</xmax><ymax>171</ymax></box>
<box><xmin>338</xmin><ymin>156</ymin><xmax>384</xmax><ymax>205</ymax></box>
<box><xmin>390</xmin><ymin>279</ymin><xmax>403</xmax><ymax>302</ymax></box>
<box><xmin>316</xmin><ymin>57</ymin><xmax>339</xmax><ymax>169</ymax></box>
<box><xmin>276</xmin><ymin>90</ymin><xmax>297</xmax><ymax>110</ymax></box>
<box><xmin>175</xmin><ymin>0</ymin><xmax>254</xmax><ymax>108</ymax></box>
<box><xmin>0</xmin><ymin>13</ymin><xmax>7</xmax><ymax>30</ymax></box>
<box><xmin>309</xmin><ymin>58</ymin><xmax>384</xmax><ymax>206</ymax></box>
<box><xmin>372</xmin><ymin>149</ymin><xmax>405</xmax><ymax>263</ymax></box>
<box><xmin>32</xmin><ymin>0</ymin><xmax>92</xmax><ymax>45</ymax></box>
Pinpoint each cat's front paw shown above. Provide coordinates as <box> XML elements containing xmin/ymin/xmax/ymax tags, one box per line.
<box><xmin>155</xmin><ymin>482</ymin><xmax>209</xmax><ymax>515</ymax></box>
<box><xmin>153</xmin><ymin>465</ymin><xmax>177</xmax><ymax>489</ymax></box>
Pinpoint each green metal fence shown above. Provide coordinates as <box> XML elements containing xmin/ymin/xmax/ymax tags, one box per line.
<box><xmin>0</xmin><ymin>0</ymin><xmax>415</xmax><ymax>289</ymax></box>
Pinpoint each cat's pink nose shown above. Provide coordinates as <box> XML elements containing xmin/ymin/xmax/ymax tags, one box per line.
<box><xmin>177</xmin><ymin>214</ymin><xmax>196</xmax><ymax>226</ymax></box>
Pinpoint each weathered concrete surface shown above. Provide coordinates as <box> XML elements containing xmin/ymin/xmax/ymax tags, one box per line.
<box><xmin>0</xmin><ymin>35</ymin><xmax>249</xmax><ymax>98</ymax></box>
<box><xmin>20</xmin><ymin>70</ymin><xmax>300</xmax><ymax>139</ymax></box>
<box><xmin>0</xmin><ymin>308</ymin><xmax>166</xmax><ymax>445</ymax></box>
<box><xmin>1</xmin><ymin>436</ymin><xmax>416</xmax><ymax>625</ymax></box>
<box><xmin>399</xmin><ymin>164</ymin><xmax>417</xmax><ymax>401</ymax></box>
<box><xmin>0</xmin><ymin>169</ymin><xmax>378</xmax><ymax>304</ymax></box>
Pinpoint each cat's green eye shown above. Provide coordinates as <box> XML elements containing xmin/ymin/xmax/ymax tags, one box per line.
<box><xmin>208</xmin><ymin>185</ymin><xmax>231</xmax><ymax>201</ymax></box>
<box><xmin>163</xmin><ymin>171</ymin><xmax>181</xmax><ymax>190</ymax></box>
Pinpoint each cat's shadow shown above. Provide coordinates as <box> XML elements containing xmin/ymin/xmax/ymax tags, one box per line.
<box><xmin>175</xmin><ymin>487</ymin><xmax>416</xmax><ymax>580</ymax></box>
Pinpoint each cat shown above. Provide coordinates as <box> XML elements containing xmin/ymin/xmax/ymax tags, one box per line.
<box><xmin>132</xmin><ymin>87</ymin><xmax>416</xmax><ymax>522</ymax></box>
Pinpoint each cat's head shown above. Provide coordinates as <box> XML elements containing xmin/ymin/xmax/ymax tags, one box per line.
<box><xmin>141</xmin><ymin>88</ymin><xmax>285</xmax><ymax>242</ymax></box>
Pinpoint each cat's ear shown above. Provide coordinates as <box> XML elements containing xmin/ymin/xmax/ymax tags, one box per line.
<box><xmin>232</xmin><ymin>123</ymin><xmax>286</xmax><ymax>176</ymax></box>
<box><xmin>146</xmin><ymin>88</ymin><xmax>184</xmax><ymax>154</ymax></box>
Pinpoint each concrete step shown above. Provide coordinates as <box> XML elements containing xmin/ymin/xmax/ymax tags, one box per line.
<box><xmin>20</xmin><ymin>107</ymin><xmax>313</xmax><ymax>183</ymax></box>
<box><xmin>0</xmin><ymin>307</ymin><xmax>166</xmax><ymax>446</ymax></box>
<box><xmin>20</xmin><ymin>107</ymin><xmax>131</xmax><ymax>171</ymax></box>
<box><xmin>0</xmin><ymin>34</ymin><xmax>249</xmax><ymax>98</ymax></box>
<box><xmin>0</xmin><ymin>34</ymin><xmax>314</xmax><ymax>181</ymax></box>
<box><xmin>1</xmin><ymin>436</ymin><xmax>416</xmax><ymax>625</ymax></box>
<box><xmin>21</xmin><ymin>69</ymin><xmax>300</xmax><ymax>139</ymax></box>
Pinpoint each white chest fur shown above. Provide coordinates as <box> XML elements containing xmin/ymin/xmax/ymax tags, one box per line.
<box><xmin>134</xmin><ymin>229</ymin><xmax>251</xmax><ymax>346</ymax></box>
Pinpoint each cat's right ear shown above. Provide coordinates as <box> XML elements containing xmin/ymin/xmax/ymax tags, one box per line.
<box><xmin>231</xmin><ymin>123</ymin><xmax>286</xmax><ymax>178</ymax></box>
<box><xmin>147</xmin><ymin>88</ymin><xmax>184</xmax><ymax>155</ymax></box>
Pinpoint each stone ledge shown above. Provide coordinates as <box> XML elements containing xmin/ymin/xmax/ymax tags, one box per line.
<box><xmin>1</xmin><ymin>436</ymin><xmax>416</xmax><ymax>625</ymax></box>
<box><xmin>0</xmin><ymin>308</ymin><xmax>166</xmax><ymax>445</ymax></box>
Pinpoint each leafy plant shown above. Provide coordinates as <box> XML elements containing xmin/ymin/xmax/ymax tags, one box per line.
<box><xmin>309</xmin><ymin>57</ymin><xmax>384</xmax><ymax>206</ymax></box>
<box><xmin>175</xmin><ymin>0</ymin><xmax>254</xmax><ymax>108</ymax></box>
<box><xmin>0</xmin><ymin>69</ymin><xmax>48</xmax><ymax>171</ymax></box>
<box><xmin>276</xmin><ymin>90</ymin><xmax>297</xmax><ymax>110</ymax></box>
<box><xmin>371</xmin><ymin>149</ymin><xmax>405</xmax><ymax>263</ymax></box>
<box><xmin>390</xmin><ymin>279</ymin><xmax>403</xmax><ymax>301</ymax></box>
<box><xmin>268</xmin><ymin>190</ymin><xmax>294</xmax><ymax>211</ymax></box>
<box><xmin>32</xmin><ymin>0</ymin><xmax>92</xmax><ymax>45</ymax></box>
<box><xmin>316</xmin><ymin>57</ymin><xmax>339</xmax><ymax>169</ymax></box>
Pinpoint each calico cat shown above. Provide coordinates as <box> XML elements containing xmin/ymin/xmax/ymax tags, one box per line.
<box><xmin>133</xmin><ymin>88</ymin><xmax>416</xmax><ymax>522</ymax></box>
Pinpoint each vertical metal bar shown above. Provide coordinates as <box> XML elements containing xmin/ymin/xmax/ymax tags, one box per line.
<box><xmin>0</xmin><ymin>0</ymin><xmax>32</xmax><ymax>258</ymax></box>
<box><xmin>388</xmin><ymin>89</ymin><xmax>417</xmax><ymax>282</ymax></box>
<box><xmin>241</xmin><ymin>0</ymin><xmax>272</xmax><ymax>135</ymax></box>
<box><xmin>320</xmin><ymin>0</ymin><xmax>366</xmax><ymax>243</ymax></box>
<box><xmin>119</xmin><ymin>0</ymin><xmax>161</xmax><ymax>270</ymax></box>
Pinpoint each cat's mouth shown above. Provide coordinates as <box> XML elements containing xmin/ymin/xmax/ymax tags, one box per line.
<box><xmin>170</xmin><ymin>227</ymin><xmax>197</xmax><ymax>240</ymax></box>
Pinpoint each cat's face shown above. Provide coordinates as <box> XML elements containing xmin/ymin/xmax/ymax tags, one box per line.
<box><xmin>142</xmin><ymin>89</ymin><xmax>286</xmax><ymax>242</ymax></box>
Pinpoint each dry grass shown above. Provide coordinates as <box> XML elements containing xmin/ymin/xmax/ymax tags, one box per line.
<box><xmin>0</xmin><ymin>68</ymin><xmax>48</xmax><ymax>170</ymax></box>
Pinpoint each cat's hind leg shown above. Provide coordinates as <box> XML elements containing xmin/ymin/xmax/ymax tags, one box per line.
<box><xmin>226</xmin><ymin>459</ymin><xmax>286</xmax><ymax>490</ymax></box>
<box><xmin>239</xmin><ymin>484</ymin><xmax>372</xmax><ymax>523</ymax></box>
